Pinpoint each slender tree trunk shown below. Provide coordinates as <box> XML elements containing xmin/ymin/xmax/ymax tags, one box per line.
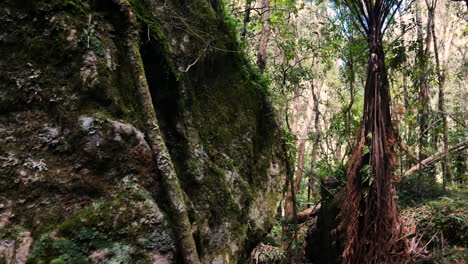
<box><xmin>427</xmin><ymin>0</ymin><xmax>438</xmax><ymax>185</ymax></box>
<box><xmin>290</xmin><ymin>13</ymin><xmax>304</xmax><ymax>139</ymax></box>
<box><xmin>308</xmin><ymin>81</ymin><xmax>321</xmax><ymax>200</ymax></box>
<box><xmin>283</xmin><ymin>12</ymin><xmax>317</xmax><ymax>253</ymax></box>
<box><xmin>291</xmin><ymin>84</ymin><xmax>301</xmax><ymax>137</ymax></box>
<box><xmin>290</xmin><ymin>175</ymin><xmax>300</xmax><ymax>262</ymax></box>
<box><xmin>431</xmin><ymin>5</ymin><xmax>453</xmax><ymax>189</ymax></box>
<box><xmin>400</xmin><ymin>15</ymin><xmax>409</xmax><ymax>109</ymax></box>
<box><xmin>416</xmin><ymin>0</ymin><xmax>434</xmax><ymax>186</ymax></box>
<box><xmin>282</xmin><ymin>13</ymin><xmax>305</xmax><ymax>255</ymax></box>
<box><xmin>257</xmin><ymin>0</ymin><xmax>271</xmax><ymax>72</ymax></box>
<box><xmin>240</xmin><ymin>0</ymin><xmax>252</xmax><ymax>38</ymax></box>
<box><xmin>417</xmin><ymin>3</ymin><xmax>430</xmax><ymax>164</ymax></box>
<box><xmin>400</xmin><ymin>16</ymin><xmax>410</xmax><ymax>173</ymax></box>
<box><xmin>281</xmin><ymin>136</ymin><xmax>300</xmax><ymax>262</ymax></box>
<box><xmin>306</xmin><ymin>14</ymin><xmax>325</xmax><ymax>201</ymax></box>
<box><xmin>344</xmin><ymin>35</ymin><xmax>357</xmax><ymax>157</ymax></box>
<box><xmin>283</xmin><ymin>80</ymin><xmax>315</xmax><ymax>251</ymax></box>
<box><xmin>285</xmin><ymin>82</ymin><xmax>316</xmax><ymax>215</ymax></box>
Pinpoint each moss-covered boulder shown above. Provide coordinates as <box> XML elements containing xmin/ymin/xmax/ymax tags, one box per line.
<box><xmin>0</xmin><ymin>0</ymin><xmax>284</xmax><ymax>263</ymax></box>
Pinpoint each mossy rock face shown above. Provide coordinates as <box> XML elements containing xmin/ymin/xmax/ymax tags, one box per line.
<box><xmin>0</xmin><ymin>0</ymin><xmax>284</xmax><ymax>263</ymax></box>
<box><xmin>25</xmin><ymin>179</ymin><xmax>176</xmax><ymax>264</ymax></box>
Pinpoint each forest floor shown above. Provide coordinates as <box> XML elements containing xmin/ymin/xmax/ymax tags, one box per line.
<box><xmin>398</xmin><ymin>180</ymin><xmax>468</xmax><ymax>263</ymax></box>
<box><xmin>249</xmin><ymin>179</ymin><xmax>467</xmax><ymax>264</ymax></box>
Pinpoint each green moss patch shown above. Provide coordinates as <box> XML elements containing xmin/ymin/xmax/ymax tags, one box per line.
<box><xmin>26</xmin><ymin>182</ymin><xmax>175</xmax><ymax>263</ymax></box>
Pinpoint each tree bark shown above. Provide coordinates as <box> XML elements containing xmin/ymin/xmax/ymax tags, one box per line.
<box><xmin>257</xmin><ymin>0</ymin><xmax>271</xmax><ymax>72</ymax></box>
<box><xmin>284</xmin><ymin>81</ymin><xmax>317</xmax><ymax>217</ymax></box>
<box><xmin>416</xmin><ymin>0</ymin><xmax>436</xmax><ymax>186</ymax></box>
<box><xmin>240</xmin><ymin>0</ymin><xmax>252</xmax><ymax>38</ymax></box>
<box><xmin>342</xmin><ymin>33</ymin><xmax>356</xmax><ymax>157</ymax></box>
<box><xmin>432</xmin><ymin>11</ymin><xmax>454</xmax><ymax>189</ymax></box>
<box><xmin>416</xmin><ymin>0</ymin><xmax>430</xmax><ymax>163</ymax></box>
<box><xmin>342</xmin><ymin>36</ymin><xmax>402</xmax><ymax>264</ymax></box>
<box><xmin>399</xmin><ymin>13</ymin><xmax>409</xmax><ymax>109</ymax></box>
<box><xmin>308</xmin><ymin>80</ymin><xmax>321</xmax><ymax>200</ymax></box>
<box><xmin>339</xmin><ymin>3</ymin><xmax>410</xmax><ymax>262</ymax></box>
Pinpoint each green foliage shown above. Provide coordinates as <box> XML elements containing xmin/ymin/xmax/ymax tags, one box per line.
<box><xmin>400</xmin><ymin>182</ymin><xmax>467</xmax><ymax>261</ymax></box>
<box><xmin>386</xmin><ymin>39</ymin><xmax>407</xmax><ymax>71</ymax></box>
<box><xmin>34</xmin><ymin>0</ymin><xmax>90</xmax><ymax>14</ymax></box>
<box><xmin>28</xmin><ymin>234</ymin><xmax>57</xmax><ymax>264</ymax></box>
<box><xmin>432</xmin><ymin>247</ymin><xmax>468</xmax><ymax>264</ymax></box>
<box><xmin>362</xmin><ymin>145</ymin><xmax>370</xmax><ymax>155</ymax></box>
<box><xmin>220</xmin><ymin>1</ymin><xmax>243</xmax><ymax>36</ymax></box>
<box><xmin>25</xmin><ymin>180</ymin><xmax>166</xmax><ymax>263</ymax></box>
<box><xmin>421</xmin><ymin>195</ymin><xmax>468</xmax><ymax>247</ymax></box>
<box><xmin>257</xmin><ymin>247</ymin><xmax>286</xmax><ymax>262</ymax></box>
<box><xmin>397</xmin><ymin>176</ymin><xmax>446</xmax><ymax>208</ymax></box>
<box><xmin>74</xmin><ymin>228</ymin><xmax>112</xmax><ymax>249</ymax></box>
<box><xmin>283</xmin><ymin>128</ymin><xmax>298</xmax><ymax>165</ymax></box>
<box><xmin>137</xmin><ymin>230</ymin><xmax>174</xmax><ymax>251</ymax></box>
<box><xmin>51</xmin><ymin>239</ymin><xmax>89</xmax><ymax>264</ymax></box>
<box><xmin>106</xmin><ymin>243</ymin><xmax>134</xmax><ymax>264</ymax></box>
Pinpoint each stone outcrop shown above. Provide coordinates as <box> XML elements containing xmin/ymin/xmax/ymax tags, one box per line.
<box><xmin>0</xmin><ymin>0</ymin><xmax>284</xmax><ymax>263</ymax></box>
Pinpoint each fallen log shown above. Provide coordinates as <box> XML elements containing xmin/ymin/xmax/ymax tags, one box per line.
<box><xmin>404</xmin><ymin>139</ymin><xmax>468</xmax><ymax>176</ymax></box>
<box><xmin>297</xmin><ymin>203</ymin><xmax>321</xmax><ymax>223</ymax></box>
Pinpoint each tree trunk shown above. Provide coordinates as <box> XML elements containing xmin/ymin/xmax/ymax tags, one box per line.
<box><xmin>308</xmin><ymin>81</ymin><xmax>321</xmax><ymax>200</ymax></box>
<box><xmin>284</xmin><ymin>10</ymin><xmax>319</xmax><ymax>248</ymax></box>
<box><xmin>340</xmin><ymin>26</ymin><xmax>409</xmax><ymax>264</ymax></box>
<box><xmin>120</xmin><ymin>4</ymin><xmax>201</xmax><ymax>262</ymax></box>
<box><xmin>400</xmin><ymin>14</ymin><xmax>409</xmax><ymax>109</ymax></box>
<box><xmin>343</xmin><ymin>34</ymin><xmax>356</xmax><ymax>155</ymax></box>
<box><xmin>416</xmin><ymin>0</ymin><xmax>435</xmax><ymax>186</ymax></box>
<box><xmin>400</xmin><ymin>16</ymin><xmax>410</xmax><ymax>172</ymax></box>
<box><xmin>432</xmin><ymin>10</ymin><xmax>454</xmax><ymax>189</ymax></box>
<box><xmin>283</xmin><ymin>75</ymin><xmax>315</xmax><ymax>258</ymax></box>
<box><xmin>257</xmin><ymin>0</ymin><xmax>271</xmax><ymax>73</ymax></box>
<box><xmin>416</xmin><ymin>0</ymin><xmax>429</xmax><ymax>163</ymax></box>
<box><xmin>240</xmin><ymin>0</ymin><xmax>252</xmax><ymax>38</ymax></box>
